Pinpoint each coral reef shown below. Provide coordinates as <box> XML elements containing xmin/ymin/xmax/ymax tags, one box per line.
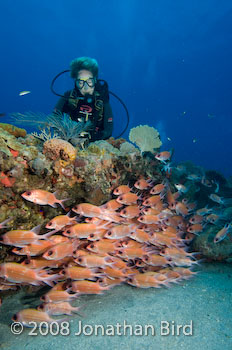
<box><xmin>0</xmin><ymin>123</ymin><xmax>26</xmax><ymax>137</ymax></box>
<box><xmin>1</xmin><ymin>124</ymin><xmax>232</xmax><ymax>280</ymax></box>
<box><xmin>129</xmin><ymin>124</ymin><xmax>162</xmax><ymax>153</ymax></box>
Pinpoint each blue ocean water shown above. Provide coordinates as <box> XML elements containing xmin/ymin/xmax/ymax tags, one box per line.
<box><xmin>0</xmin><ymin>0</ymin><xmax>232</xmax><ymax>176</ymax></box>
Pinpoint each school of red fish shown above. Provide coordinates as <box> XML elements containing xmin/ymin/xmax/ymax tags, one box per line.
<box><xmin>0</xmin><ymin>166</ymin><xmax>231</xmax><ymax>326</ymax></box>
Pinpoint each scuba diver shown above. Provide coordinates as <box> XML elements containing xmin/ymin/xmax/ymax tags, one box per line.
<box><xmin>53</xmin><ymin>56</ymin><xmax>113</xmax><ymax>144</ymax></box>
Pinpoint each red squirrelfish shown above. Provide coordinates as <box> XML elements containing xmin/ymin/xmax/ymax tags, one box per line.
<box><xmin>12</xmin><ymin>308</ymin><xmax>67</xmax><ymax>327</ymax></box>
<box><xmin>0</xmin><ymin>225</ymin><xmax>55</xmax><ymax>247</ymax></box>
<box><xmin>214</xmin><ymin>223</ymin><xmax>231</xmax><ymax>243</ymax></box>
<box><xmin>155</xmin><ymin>151</ymin><xmax>171</xmax><ymax>163</ymax></box>
<box><xmin>21</xmin><ymin>190</ymin><xmax>69</xmax><ymax>209</ymax></box>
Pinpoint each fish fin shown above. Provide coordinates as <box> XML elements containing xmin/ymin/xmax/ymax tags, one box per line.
<box><xmin>42</xmin><ymin>229</ymin><xmax>60</xmax><ymax>239</ymax></box>
<box><xmin>58</xmin><ymin>198</ymin><xmax>71</xmax><ymax>210</ymax></box>
<box><xmin>31</xmin><ymin>224</ymin><xmax>42</xmax><ymax>234</ymax></box>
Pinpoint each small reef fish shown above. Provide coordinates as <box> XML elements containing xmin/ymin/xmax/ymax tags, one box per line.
<box><xmin>134</xmin><ymin>178</ymin><xmax>152</xmax><ymax>190</ymax></box>
<box><xmin>0</xmin><ymin>224</ymin><xmax>55</xmax><ymax>247</ymax></box>
<box><xmin>70</xmin><ymin>280</ymin><xmax>111</xmax><ymax>295</ymax></box>
<box><xmin>205</xmin><ymin>214</ymin><xmax>220</xmax><ymax>224</ymax></box>
<box><xmin>0</xmin><ymin>262</ymin><xmax>58</xmax><ymax>286</ymax></box>
<box><xmin>19</xmin><ymin>90</ymin><xmax>31</xmax><ymax>96</ymax></box>
<box><xmin>101</xmin><ymin>199</ymin><xmax>123</xmax><ymax>211</ymax></box>
<box><xmin>87</xmin><ymin>239</ymin><xmax>117</xmax><ymax>254</ymax></box>
<box><xmin>41</xmin><ymin>290</ymin><xmax>79</xmax><ymax>303</ymax></box>
<box><xmin>72</xmin><ymin>203</ymin><xmax>102</xmax><ymax>217</ymax></box>
<box><xmin>186</xmin><ymin>174</ymin><xmax>202</xmax><ymax>181</ymax></box>
<box><xmin>174</xmin><ymin>183</ymin><xmax>188</xmax><ymax>193</ymax></box>
<box><xmin>21</xmin><ymin>190</ymin><xmax>69</xmax><ymax>209</ymax></box>
<box><xmin>189</xmin><ymin>215</ymin><xmax>204</xmax><ymax>224</ymax></box>
<box><xmin>155</xmin><ymin>151</ymin><xmax>171</xmax><ymax>163</ymax></box>
<box><xmin>12</xmin><ymin>308</ymin><xmax>66</xmax><ymax>327</ymax></box>
<box><xmin>113</xmin><ymin>185</ymin><xmax>131</xmax><ymax>195</ymax></box>
<box><xmin>116</xmin><ymin>192</ymin><xmax>139</xmax><ymax>205</ymax></box>
<box><xmin>187</xmin><ymin>224</ymin><xmax>203</xmax><ymax>235</ymax></box>
<box><xmin>46</xmin><ymin>213</ymin><xmax>77</xmax><ymax>230</ymax></box>
<box><xmin>74</xmin><ymin>254</ymin><xmax>113</xmax><ymax>268</ymax></box>
<box><xmin>150</xmin><ymin>183</ymin><xmax>166</xmax><ymax>195</ymax></box>
<box><xmin>38</xmin><ymin>302</ymin><xmax>83</xmax><ymax>316</ymax></box>
<box><xmin>43</xmin><ymin>241</ymin><xmax>79</xmax><ymax>260</ymax></box>
<box><xmin>12</xmin><ymin>240</ymin><xmax>54</xmax><ymax>257</ymax></box>
<box><xmin>119</xmin><ymin>205</ymin><xmax>140</xmax><ymax>218</ymax></box>
<box><xmin>209</xmin><ymin>193</ymin><xmax>225</xmax><ymax>205</ymax></box>
<box><xmin>60</xmin><ymin>266</ymin><xmax>103</xmax><ymax>281</ymax></box>
<box><xmin>62</xmin><ymin>223</ymin><xmax>106</xmax><ymax>238</ymax></box>
<box><xmin>214</xmin><ymin>223</ymin><xmax>232</xmax><ymax>243</ymax></box>
<box><xmin>104</xmin><ymin>224</ymin><xmax>136</xmax><ymax>239</ymax></box>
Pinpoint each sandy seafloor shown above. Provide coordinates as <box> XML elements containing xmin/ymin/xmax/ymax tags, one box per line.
<box><xmin>0</xmin><ymin>262</ymin><xmax>231</xmax><ymax>350</ymax></box>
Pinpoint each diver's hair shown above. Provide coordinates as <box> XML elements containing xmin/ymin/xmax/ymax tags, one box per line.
<box><xmin>70</xmin><ymin>57</ymin><xmax>99</xmax><ymax>79</ymax></box>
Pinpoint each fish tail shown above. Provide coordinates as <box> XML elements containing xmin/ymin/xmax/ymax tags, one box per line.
<box><xmin>58</xmin><ymin>198</ymin><xmax>71</xmax><ymax>210</ymax></box>
<box><xmin>72</xmin><ymin>303</ymin><xmax>86</xmax><ymax>317</ymax></box>
<box><xmin>42</xmin><ymin>274</ymin><xmax>60</xmax><ymax>287</ymax></box>
<box><xmin>0</xmin><ymin>217</ymin><xmax>13</xmax><ymax>228</ymax></box>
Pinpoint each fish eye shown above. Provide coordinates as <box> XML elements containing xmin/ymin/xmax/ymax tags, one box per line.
<box><xmin>90</xmin><ymin>244</ymin><xmax>94</xmax><ymax>248</ymax></box>
<box><xmin>122</xmin><ymin>210</ymin><xmax>126</xmax><ymax>214</ymax></box>
<box><xmin>78</xmin><ymin>258</ymin><xmax>82</xmax><ymax>262</ymax></box>
<box><xmin>47</xmin><ymin>250</ymin><xmax>53</xmax><ymax>256</ymax></box>
<box><xmin>41</xmin><ymin>296</ymin><xmax>45</xmax><ymax>301</ymax></box>
<box><xmin>115</xmin><ymin>189</ymin><xmax>119</xmax><ymax>193</ymax></box>
<box><xmin>26</xmin><ymin>191</ymin><xmax>31</xmax><ymax>196</ymax></box>
<box><xmin>47</xmin><ymin>222</ymin><xmax>52</xmax><ymax>226</ymax></box>
<box><xmin>39</xmin><ymin>305</ymin><xmax>44</xmax><ymax>310</ymax></box>
<box><xmin>128</xmin><ymin>278</ymin><xmax>133</xmax><ymax>283</ymax></box>
<box><xmin>144</xmin><ymin>255</ymin><xmax>149</xmax><ymax>261</ymax></box>
<box><xmin>12</xmin><ymin>314</ymin><xmax>17</xmax><ymax>321</ymax></box>
<box><xmin>118</xmin><ymin>250</ymin><xmax>123</xmax><ymax>254</ymax></box>
<box><xmin>118</xmin><ymin>196</ymin><xmax>122</xmax><ymax>201</ymax></box>
<box><xmin>139</xmin><ymin>217</ymin><xmax>144</xmax><ymax>221</ymax></box>
<box><xmin>89</xmin><ymin>234</ymin><xmax>94</xmax><ymax>238</ymax></box>
<box><xmin>61</xmin><ymin>270</ymin><xmax>65</xmax><ymax>275</ymax></box>
<box><xmin>66</xmin><ymin>230</ymin><xmax>71</xmax><ymax>234</ymax></box>
<box><xmin>107</xmin><ymin>231</ymin><xmax>112</xmax><ymax>236</ymax></box>
<box><xmin>24</xmin><ymin>259</ymin><xmax>30</xmax><ymax>264</ymax></box>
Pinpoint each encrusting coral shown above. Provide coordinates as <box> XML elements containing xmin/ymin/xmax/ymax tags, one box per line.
<box><xmin>0</xmin><ymin>123</ymin><xmax>26</xmax><ymax>138</ymax></box>
<box><xmin>129</xmin><ymin>124</ymin><xmax>162</xmax><ymax>153</ymax></box>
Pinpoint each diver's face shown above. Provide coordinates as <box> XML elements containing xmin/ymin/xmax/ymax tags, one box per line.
<box><xmin>76</xmin><ymin>69</ymin><xmax>95</xmax><ymax>96</ymax></box>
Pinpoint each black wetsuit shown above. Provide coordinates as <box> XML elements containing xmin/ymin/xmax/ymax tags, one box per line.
<box><xmin>53</xmin><ymin>80</ymin><xmax>113</xmax><ymax>141</ymax></box>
